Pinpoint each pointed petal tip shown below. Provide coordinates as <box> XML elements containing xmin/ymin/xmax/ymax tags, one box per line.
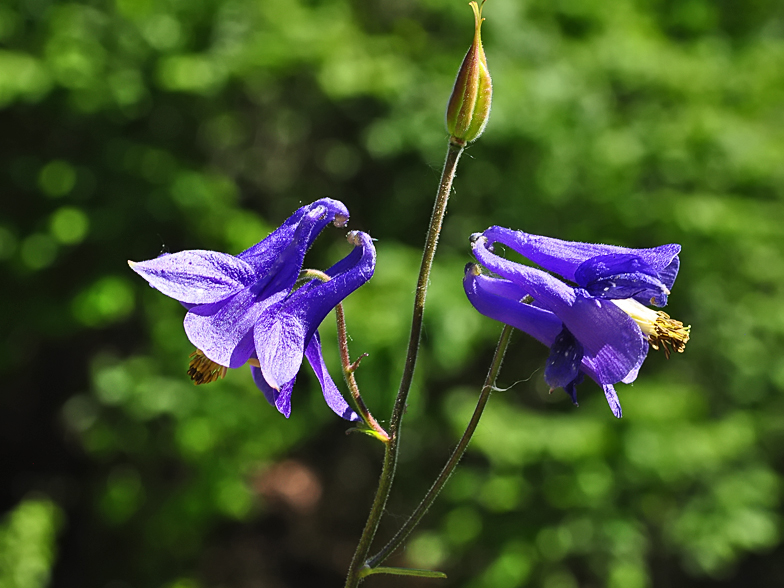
<box><xmin>263</xmin><ymin>371</ymin><xmax>281</xmax><ymax>392</ymax></box>
<box><xmin>275</xmin><ymin>394</ymin><xmax>292</xmax><ymax>418</ymax></box>
<box><xmin>602</xmin><ymin>384</ymin><xmax>623</xmax><ymax>418</ymax></box>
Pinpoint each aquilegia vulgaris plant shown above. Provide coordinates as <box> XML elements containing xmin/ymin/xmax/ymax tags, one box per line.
<box><xmin>130</xmin><ymin>2</ymin><xmax>690</xmax><ymax>585</ymax></box>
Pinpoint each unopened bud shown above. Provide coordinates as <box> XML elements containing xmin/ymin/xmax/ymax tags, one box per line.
<box><xmin>446</xmin><ymin>1</ymin><xmax>492</xmax><ymax>146</ymax></box>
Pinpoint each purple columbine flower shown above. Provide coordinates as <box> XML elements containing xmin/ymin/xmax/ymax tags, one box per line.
<box><xmin>129</xmin><ymin>198</ymin><xmax>376</xmax><ymax>421</ymax></box>
<box><xmin>464</xmin><ymin>226</ymin><xmax>690</xmax><ymax>418</ymax></box>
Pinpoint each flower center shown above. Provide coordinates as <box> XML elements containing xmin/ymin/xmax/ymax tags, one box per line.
<box><xmin>612</xmin><ymin>298</ymin><xmax>690</xmax><ymax>359</ymax></box>
<box><xmin>188</xmin><ymin>349</ymin><xmax>228</xmax><ymax>385</ymax></box>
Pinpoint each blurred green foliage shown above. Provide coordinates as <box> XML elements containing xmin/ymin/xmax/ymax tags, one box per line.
<box><xmin>0</xmin><ymin>498</ymin><xmax>62</xmax><ymax>588</ymax></box>
<box><xmin>2</xmin><ymin>0</ymin><xmax>784</xmax><ymax>586</ymax></box>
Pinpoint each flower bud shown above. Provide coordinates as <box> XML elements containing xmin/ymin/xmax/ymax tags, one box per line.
<box><xmin>445</xmin><ymin>1</ymin><xmax>492</xmax><ymax>146</ymax></box>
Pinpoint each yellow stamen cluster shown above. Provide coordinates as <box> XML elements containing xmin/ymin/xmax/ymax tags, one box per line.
<box><xmin>187</xmin><ymin>349</ymin><xmax>228</xmax><ymax>385</ymax></box>
<box><xmin>647</xmin><ymin>312</ymin><xmax>691</xmax><ymax>359</ymax></box>
<box><xmin>612</xmin><ymin>298</ymin><xmax>690</xmax><ymax>359</ymax></box>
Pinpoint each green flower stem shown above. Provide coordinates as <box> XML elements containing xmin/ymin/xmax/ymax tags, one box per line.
<box><xmin>392</xmin><ymin>140</ymin><xmax>465</xmax><ymax>436</ymax></box>
<box><xmin>344</xmin><ymin>140</ymin><xmax>465</xmax><ymax>588</ymax></box>
<box><xmin>301</xmin><ymin>269</ymin><xmax>388</xmax><ymax>441</ymax></box>
<box><xmin>367</xmin><ymin>324</ymin><xmax>514</xmax><ymax>570</ymax></box>
<box><xmin>335</xmin><ymin>302</ymin><xmax>389</xmax><ymax>443</ymax></box>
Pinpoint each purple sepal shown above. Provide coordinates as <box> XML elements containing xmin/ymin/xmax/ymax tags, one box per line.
<box><xmin>482</xmin><ymin>226</ymin><xmax>679</xmax><ymax>299</ymax></box>
<box><xmin>602</xmin><ymin>384</ymin><xmax>623</xmax><ymax>418</ymax></box>
<box><xmin>129</xmin><ymin>251</ymin><xmax>255</xmax><ymax>304</ymax></box>
<box><xmin>238</xmin><ymin>198</ymin><xmax>349</xmax><ymax>274</ymax></box>
<box><xmin>563</xmin><ymin>372</ymin><xmax>584</xmax><ymax>406</ymax></box>
<box><xmin>463</xmin><ymin>266</ymin><xmax>562</xmax><ymax>347</ymax></box>
<box><xmin>184</xmin><ymin>287</ymin><xmax>284</xmax><ymax>368</ymax></box>
<box><xmin>544</xmin><ymin>327</ymin><xmax>584</xmax><ymax>390</ymax></box>
<box><xmin>252</xmin><ymin>365</ymin><xmax>294</xmax><ymax>418</ymax></box>
<box><xmin>250</xmin><ymin>334</ymin><xmax>359</xmax><ymax>421</ymax></box>
<box><xmin>305</xmin><ymin>333</ymin><xmax>360</xmax><ymax>422</ymax></box>
<box><xmin>575</xmin><ymin>254</ymin><xmax>670</xmax><ymax>304</ymax></box>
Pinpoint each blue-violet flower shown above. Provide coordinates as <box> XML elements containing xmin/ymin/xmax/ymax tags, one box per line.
<box><xmin>129</xmin><ymin>198</ymin><xmax>376</xmax><ymax>421</ymax></box>
<box><xmin>464</xmin><ymin>226</ymin><xmax>689</xmax><ymax>417</ymax></box>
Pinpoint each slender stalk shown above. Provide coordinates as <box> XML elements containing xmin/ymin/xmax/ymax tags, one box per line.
<box><xmin>345</xmin><ymin>440</ymin><xmax>394</xmax><ymax>585</ymax></box>
<box><xmin>335</xmin><ymin>303</ymin><xmax>389</xmax><ymax>442</ymax></box>
<box><xmin>344</xmin><ymin>140</ymin><xmax>464</xmax><ymax>587</ymax></box>
<box><xmin>367</xmin><ymin>324</ymin><xmax>514</xmax><ymax>569</ymax></box>
<box><xmin>301</xmin><ymin>269</ymin><xmax>388</xmax><ymax>441</ymax></box>
<box><xmin>391</xmin><ymin>141</ymin><xmax>464</xmax><ymax>433</ymax></box>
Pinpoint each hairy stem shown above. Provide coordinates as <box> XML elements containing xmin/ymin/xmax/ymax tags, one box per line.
<box><xmin>335</xmin><ymin>303</ymin><xmax>389</xmax><ymax>442</ymax></box>
<box><xmin>344</xmin><ymin>140</ymin><xmax>465</xmax><ymax>587</ymax></box>
<box><xmin>392</xmin><ymin>140</ymin><xmax>465</xmax><ymax>436</ymax></box>
<box><xmin>367</xmin><ymin>324</ymin><xmax>513</xmax><ymax>568</ymax></box>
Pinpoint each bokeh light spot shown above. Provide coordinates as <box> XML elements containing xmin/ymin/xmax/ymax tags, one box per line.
<box><xmin>38</xmin><ymin>160</ymin><xmax>76</xmax><ymax>197</ymax></box>
<box><xmin>406</xmin><ymin>532</ymin><xmax>447</xmax><ymax>570</ymax></box>
<box><xmin>49</xmin><ymin>206</ymin><xmax>89</xmax><ymax>244</ymax></box>
<box><xmin>20</xmin><ymin>233</ymin><xmax>57</xmax><ymax>269</ymax></box>
<box><xmin>72</xmin><ymin>276</ymin><xmax>135</xmax><ymax>326</ymax></box>
<box><xmin>443</xmin><ymin>506</ymin><xmax>482</xmax><ymax>546</ymax></box>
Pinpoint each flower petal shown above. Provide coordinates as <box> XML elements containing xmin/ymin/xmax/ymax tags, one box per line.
<box><xmin>563</xmin><ymin>372</ymin><xmax>585</xmax><ymax>406</ymax></box>
<box><xmin>184</xmin><ymin>287</ymin><xmax>285</xmax><ymax>368</ymax></box>
<box><xmin>271</xmin><ymin>231</ymin><xmax>376</xmax><ymax>347</ymax></box>
<box><xmin>305</xmin><ymin>333</ymin><xmax>360</xmax><ymax>421</ymax></box>
<box><xmin>602</xmin><ymin>384</ymin><xmax>623</xmax><ymax>418</ymax></box>
<box><xmin>575</xmin><ymin>254</ymin><xmax>670</xmax><ymax>302</ymax></box>
<box><xmin>250</xmin><ymin>364</ymin><xmax>278</xmax><ymax>407</ymax></box>
<box><xmin>482</xmin><ymin>226</ymin><xmax>680</xmax><ymax>283</ymax></box>
<box><xmin>463</xmin><ymin>265</ymin><xmax>562</xmax><ymax>346</ymax></box>
<box><xmin>254</xmin><ymin>308</ymin><xmax>307</xmax><ymax>391</ymax></box>
<box><xmin>568</xmin><ymin>297</ymin><xmax>648</xmax><ymax>385</ymax></box>
<box><xmin>544</xmin><ymin>327</ymin><xmax>584</xmax><ymax>390</ymax></box>
<box><xmin>251</xmin><ymin>366</ymin><xmax>294</xmax><ymax>418</ymax></box>
<box><xmin>243</xmin><ymin>200</ymin><xmax>349</xmax><ymax>307</ymax></box>
<box><xmin>129</xmin><ymin>251</ymin><xmax>255</xmax><ymax>304</ymax></box>
<box><xmin>621</xmin><ymin>361</ymin><xmax>642</xmax><ymax>384</ymax></box>
<box><xmin>238</xmin><ymin>198</ymin><xmax>350</xmax><ymax>274</ymax></box>
<box><xmin>648</xmin><ymin>256</ymin><xmax>680</xmax><ymax>306</ymax></box>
